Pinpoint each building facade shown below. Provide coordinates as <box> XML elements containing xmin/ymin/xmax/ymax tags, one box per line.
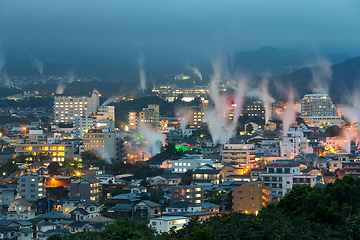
<box><xmin>18</xmin><ymin>175</ymin><xmax>46</xmax><ymax>201</ymax></box>
<box><xmin>53</xmin><ymin>89</ymin><xmax>100</xmax><ymax>123</ymax></box>
<box><xmin>83</xmin><ymin>129</ymin><xmax>116</xmax><ymax>160</ymax></box>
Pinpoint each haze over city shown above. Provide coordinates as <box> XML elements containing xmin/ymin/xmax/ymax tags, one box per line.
<box><xmin>0</xmin><ymin>1</ymin><xmax>359</xmax><ymax>239</ymax></box>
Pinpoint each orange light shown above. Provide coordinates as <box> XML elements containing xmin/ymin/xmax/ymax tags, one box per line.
<box><xmin>51</xmin><ymin>178</ymin><xmax>55</xmax><ymax>181</ymax></box>
<box><xmin>22</xmin><ymin>127</ymin><xmax>26</xmax><ymax>131</ymax></box>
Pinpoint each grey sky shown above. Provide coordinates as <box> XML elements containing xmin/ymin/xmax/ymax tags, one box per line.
<box><xmin>0</xmin><ymin>0</ymin><xmax>359</xmax><ymax>67</ymax></box>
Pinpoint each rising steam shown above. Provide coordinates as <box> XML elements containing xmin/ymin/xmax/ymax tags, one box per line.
<box><xmin>204</xmin><ymin>58</ymin><xmax>246</xmax><ymax>144</ymax></box>
<box><xmin>31</xmin><ymin>57</ymin><xmax>44</xmax><ymax>75</ymax></box>
<box><xmin>281</xmin><ymin>90</ymin><xmax>296</xmax><ymax>136</ymax></box>
<box><xmin>136</xmin><ymin>124</ymin><xmax>166</xmax><ymax>158</ymax></box>
<box><xmin>309</xmin><ymin>57</ymin><xmax>332</xmax><ymax>94</ymax></box>
<box><xmin>138</xmin><ymin>53</ymin><xmax>146</xmax><ymax>93</ymax></box>
<box><xmin>185</xmin><ymin>64</ymin><xmax>202</xmax><ymax>81</ymax></box>
<box><xmin>56</xmin><ymin>71</ymin><xmax>75</xmax><ymax>94</ymax></box>
<box><xmin>176</xmin><ymin>107</ymin><xmax>190</xmax><ymax>135</ymax></box>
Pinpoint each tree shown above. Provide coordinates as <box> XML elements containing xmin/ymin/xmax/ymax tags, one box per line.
<box><xmin>48</xmin><ymin>162</ymin><xmax>61</xmax><ymax>176</ymax></box>
<box><xmin>81</xmin><ymin>151</ymin><xmax>102</xmax><ymax>168</ymax></box>
<box><xmin>325</xmin><ymin>125</ymin><xmax>343</xmax><ymax>137</ymax></box>
<box><xmin>245</xmin><ymin>123</ymin><xmax>254</xmax><ymax>134</ymax></box>
<box><xmin>180</xmin><ymin>170</ymin><xmax>193</xmax><ymax>185</ymax></box>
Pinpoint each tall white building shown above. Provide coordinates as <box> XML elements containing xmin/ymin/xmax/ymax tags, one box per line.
<box><xmin>281</xmin><ymin>127</ymin><xmax>313</xmax><ymax>158</ymax></box>
<box><xmin>53</xmin><ymin>89</ymin><xmax>100</xmax><ymax>123</ymax></box>
<box><xmin>301</xmin><ymin>93</ymin><xmax>343</xmax><ymax>126</ymax></box>
<box><xmin>73</xmin><ymin>113</ymin><xmax>94</xmax><ymax>139</ymax></box>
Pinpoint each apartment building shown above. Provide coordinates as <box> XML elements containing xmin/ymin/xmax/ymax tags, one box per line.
<box><xmin>69</xmin><ymin>176</ymin><xmax>102</xmax><ymax>201</ymax></box>
<box><xmin>53</xmin><ymin>89</ymin><xmax>100</xmax><ymax>123</ymax></box>
<box><xmin>260</xmin><ymin>162</ymin><xmax>316</xmax><ymax>196</ymax></box>
<box><xmin>167</xmin><ymin>185</ymin><xmax>205</xmax><ymax>203</ymax></box>
<box><xmin>222</xmin><ymin>144</ymin><xmax>255</xmax><ymax>165</ymax></box>
<box><xmin>232</xmin><ymin>181</ymin><xmax>276</xmax><ymax>214</ymax></box>
<box><xmin>128</xmin><ymin>104</ymin><xmax>160</xmax><ymax>130</ymax></box>
<box><xmin>281</xmin><ymin>127</ymin><xmax>313</xmax><ymax>158</ymax></box>
<box><xmin>188</xmin><ymin>106</ymin><xmax>204</xmax><ymax>129</ymax></box>
<box><xmin>83</xmin><ymin>129</ymin><xmax>116</xmax><ymax>160</ymax></box>
<box><xmin>18</xmin><ymin>175</ymin><xmax>46</xmax><ymax>202</ymax></box>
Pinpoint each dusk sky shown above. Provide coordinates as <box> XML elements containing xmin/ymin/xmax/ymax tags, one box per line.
<box><xmin>0</xmin><ymin>0</ymin><xmax>359</xmax><ymax>66</ymax></box>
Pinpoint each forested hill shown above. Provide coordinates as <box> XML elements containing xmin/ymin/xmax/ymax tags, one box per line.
<box><xmin>256</xmin><ymin>56</ymin><xmax>360</xmax><ymax>100</ymax></box>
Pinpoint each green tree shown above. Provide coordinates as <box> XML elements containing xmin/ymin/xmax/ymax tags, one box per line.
<box><xmin>48</xmin><ymin>162</ymin><xmax>61</xmax><ymax>176</ymax></box>
<box><xmin>180</xmin><ymin>170</ymin><xmax>193</xmax><ymax>185</ymax></box>
<box><xmin>245</xmin><ymin>123</ymin><xmax>254</xmax><ymax>134</ymax></box>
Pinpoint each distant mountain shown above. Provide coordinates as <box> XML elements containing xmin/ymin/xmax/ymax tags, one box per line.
<box><xmin>253</xmin><ymin>55</ymin><xmax>360</xmax><ymax>101</ymax></box>
<box><xmin>227</xmin><ymin>46</ymin><xmax>350</xmax><ymax>76</ymax></box>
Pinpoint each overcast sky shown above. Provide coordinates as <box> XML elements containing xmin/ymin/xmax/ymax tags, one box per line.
<box><xmin>0</xmin><ymin>0</ymin><xmax>359</xmax><ymax>66</ymax></box>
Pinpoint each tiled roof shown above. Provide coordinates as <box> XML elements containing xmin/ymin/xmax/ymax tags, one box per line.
<box><xmin>86</xmin><ymin>216</ymin><xmax>115</xmax><ymax>222</ymax></box>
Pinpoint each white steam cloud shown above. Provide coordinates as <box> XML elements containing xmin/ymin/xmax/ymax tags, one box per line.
<box><xmin>56</xmin><ymin>71</ymin><xmax>76</xmax><ymax>94</ymax></box>
<box><xmin>309</xmin><ymin>57</ymin><xmax>332</xmax><ymax>95</ymax></box>
<box><xmin>0</xmin><ymin>50</ymin><xmax>5</xmax><ymax>73</ymax></box>
<box><xmin>31</xmin><ymin>57</ymin><xmax>44</xmax><ymax>75</ymax></box>
<box><xmin>185</xmin><ymin>64</ymin><xmax>202</xmax><ymax>81</ymax></box>
<box><xmin>137</xmin><ymin>124</ymin><xmax>166</xmax><ymax>158</ymax></box>
<box><xmin>138</xmin><ymin>53</ymin><xmax>146</xmax><ymax>93</ymax></box>
<box><xmin>204</xmin><ymin>59</ymin><xmax>246</xmax><ymax>144</ymax></box>
<box><xmin>176</xmin><ymin>107</ymin><xmax>190</xmax><ymax>135</ymax></box>
<box><xmin>281</xmin><ymin>90</ymin><xmax>296</xmax><ymax>136</ymax></box>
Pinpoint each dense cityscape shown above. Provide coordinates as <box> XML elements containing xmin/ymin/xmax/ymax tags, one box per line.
<box><xmin>0</xmin><ymin>1</ymin><xmax>360</xmax><ymax>239</ymax></box>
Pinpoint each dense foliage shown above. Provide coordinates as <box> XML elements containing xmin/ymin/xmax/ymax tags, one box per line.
<box><xmin>49</xmin><ymin>175</ymin><xmax>360</xmax><ymax>240</ymax></box>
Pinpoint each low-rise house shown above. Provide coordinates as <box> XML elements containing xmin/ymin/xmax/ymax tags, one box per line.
<box><xmin>68</xmin><ymin>221</ymin><xmax>94</xmax><ymax>234</ymax></box>
<box><xmin>149</xmin><ymin>175</ymin><xmax>182</xmax><ymax>188</ymax></box>
<box><xmin>38</xmin><ymin>211</ymin><xmax>65</xmax><ymax>223</ymax></box>
<box><xmin>62</xmin><ymin>198</ymin><xmax>102</xmax><ymax>218</ymax></box>
<box><xmin>130</xmin><ymin>186</ymin><xmax>147</xmax><ymax>194</ymax></box>
<box><xmin>7</xmin><ymin>199</ymin><xmax>36</xmax><ymax>220</ymax></box>
<box><xmin>108</xmin><ymin>204</ymin><xmax>133</xmax><ymax>218</ymax></box>
<box><xmin>94</xmin><ymin>174</ymin><xmax>116</xmax><ymax>185</ymax></box>
<box><xmin>192</xmin><ymin>166</ymin><xmax>223</xmax><ymax>185</ymax></box>
<box><xmin>111</xmin><ymin>193</ymin><xmax>141</xmax><ymax>204</ymax></box>
<box><xmin>0</xmin><ymin>186</ymin><xmax>15</xmax><ymax>206</ymax></box>
<box><xmin>134</xmin><ymin>200</ymin><xmax>161</xmax><ymax>219</ymax></box>
<box><xmin>149</xmin><ymin>216</ymin><xmax>188</xmax><ymax>234</ymax></box>
<box><xmin>70</xmin><ymin>206</ymin><xmax>101</xmax><ymax>221</ymax></box>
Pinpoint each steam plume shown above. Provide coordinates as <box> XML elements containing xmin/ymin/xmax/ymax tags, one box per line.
<box><xmin>282</xmin><ymin>90</ymin><xmax>296</xmax><ymax>136</ymax></box>
<box><xmin>309</xmin><ymin>57</ymin><xmax>332</xmax><ymax>94</ymax></box>
<box><xmin>56</xmin><ymin>71</ymin><xmax>75</xmax><ymax>94</ymax></box>
<box><xmin>176</xmin><ymin>107</ymin><xmax>190</xmax><ymax>135</ymax></box>
<box><xmin>102</xmin><ymin>95</ymin><xmax>122</xmax><ymax>106</ymax></box>
<box><xmin>31</xmin><ymin>57</ymin><xmax>44</xmax><ymax>75</ymax></box>
<box><xmin>137</xmin><ymin>124</ymin><xmax>166</xmax><ymax>158</ymax></box>
<box><xmin>138</xmin><ymin>53</ymin><xmax>146</xmax><ymax>93</ymax></box>
<box><xmin>185</xmin><ymin>64</ymin><xmax>202</xmax><ymax>81</ymax></box>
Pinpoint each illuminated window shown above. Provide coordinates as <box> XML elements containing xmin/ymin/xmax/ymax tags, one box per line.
<box><xmin>58</xmin><ymin>152</ymin><xmax>65</xmax><ymax>156</ymax></box>
<box><xmin>26</xmin><ymin>146</ymin><xmax>33</xmax><ymax>151</ymax></box>
<box><xmin>42</xmin><ymin>147</ymin><xmax>49</xmax><ymax>151</ymax></box>
<box><xmin>50</xmin><ymin>146</ymin><xmax>57</xmax><ymax>151</ymax></box>
<box><xmin>58</xmin><ymin>146</ymin><xmax>65</xmax><ymax>151</ymax></box>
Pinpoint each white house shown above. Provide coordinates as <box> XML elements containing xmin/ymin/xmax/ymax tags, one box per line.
<box><xmin>149</xmin><ymin>216</ymin><xmax>188</xmax><ymax>234</ymax></box>
<box><xmin>7</xmin><ymin>198</ymin><xmax>36</xmax><ymax>220</ymax></box>
<box><xmin>172</xmin><ymin>155</ymin><xmax>214</xmax><ymax>173</ymax></box>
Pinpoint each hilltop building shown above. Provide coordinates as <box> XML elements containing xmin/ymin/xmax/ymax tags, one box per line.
<box><xmin>301</xmin><ymin>93</ymin><xmax>343</xmax><ymax>126</ymax></box>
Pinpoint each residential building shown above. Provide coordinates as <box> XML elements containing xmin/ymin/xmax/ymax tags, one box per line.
<box><xmin>149</xmin><ymin>175</ymin><xmax>182</xmax><ymax>188</ymax></box>
<box><xmin>281</xmin><ymin>127</ymin><xmax>313</xmax><ymax>158</ymax></box>
<box><xmin>188</xmin><ymin>106</ymin><xmax>204</xmax><ymax>129</ymax></box>
<box><xmin>18</xmin><ymin>175</ymin><xmax>46</xmax><ymax>201</ymax></box>
<box><xmin>69</xmin><ymin>176</ymin><xmax>102</xmax><ymax>201</ymax></box>
<box><xmin>7</xmin><ymin>198</ymin><xmax>36</xmax><ymax>220</ymax></box>
<box><xmin>93</xmin><ymin>106</ymin><xmax>115</xmax><ymax>122</ymax></box>
<box><xmin>83</xmin><ymin>129</ymin><xmax>116</xmax><ymax>160</ymax></box>
<box><xmin>192</xmin><ymin>166</ymin><xmax>223</xmax><ymax>185</ymax></box>
<box><xmin>260</xmin><ymin>162</ymin><xmax>316</xmax><ymax>196</ymax></box>
<box><xmin>128</xmin><ymin>104</ymin><xmax>160</xmax><ymax>130</ymax></box>
<box><xmin>166</xmin><ymin>185</ymin><xmax>205</xmax><ymax>203</ymax></box>
<box><xmin>149</xmin><ymin>216</ymin><xmax>188</xmax><ymax>234</ymax></box>
<box><xmin>221</xmin><ymin>144</ymin><xmax>256</xmax><ymax>165</ymax></box>
<box><xmin>134</xmin><ymin>200</ymin><xmax>162</xmax><ymax>219</ymax></box>
<box><xmin>0</xmin><ymin>187</ymin><xmax>15</xmax><ymax>206</ymax></box>
<box><xmin>53</xmin><ymin>89</ymin><xmax>100</xmax><ymax>123</ymax></box>
<box><xmin>73</xmin><ymin>113</ymin><xmax>94</xmax><ymax>139</ymax></box>
<box><xmin>232</xmin><ymin>181</ymin><xmax>277</xmax><ymax>214</ymax></box>
<box><xmin>172</xmin><ymin>154</ymin><xmax>214</xmax><ymax>173</ymax></box>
